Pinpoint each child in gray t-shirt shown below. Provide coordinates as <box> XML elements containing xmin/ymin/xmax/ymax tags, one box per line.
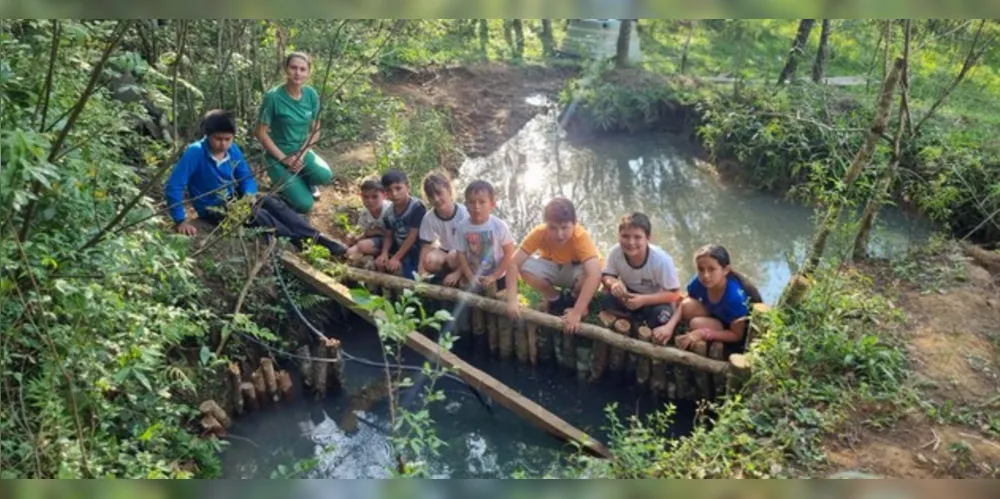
<box><xmin>455</xmin><ymin>180</ymin><xmax>515</xmax><ymax>291</ymax></box>
<box><xmin>346</xmin><ymin>178</ymin><xmax>393</xmax><ymax>263</ymax></box>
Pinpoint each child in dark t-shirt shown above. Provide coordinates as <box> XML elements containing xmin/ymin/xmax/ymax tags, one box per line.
<box><xmin>376</xmin><ymin>170</ymin><xmax>426</xmax><ymax>280</ymax></box>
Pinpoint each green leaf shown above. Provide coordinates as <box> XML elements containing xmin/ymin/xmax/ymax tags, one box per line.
<box><xmin>134</xmin><ymin>370</ymin><xmax>153</xmax><ymax>392</ymax></box>
<box><xmin>199</xmin><ymin>345</ymin><xmax>211</xmax><ymax>366</ymax></box>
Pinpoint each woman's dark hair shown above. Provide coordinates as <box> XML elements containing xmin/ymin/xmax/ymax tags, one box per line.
<box><xmin>694</xmin><ymin>244</ymin><xmax>763</xmax><ymax>304</ymax></box>
<box><xmin>201</xmin><ymin>109</ymin><xmax>236</xmax><ymax>136</ymax></box>
<box><xmin>284</xmin><ymin>51</ymin><xmax>311</xmax><ymax>68</ymax></box>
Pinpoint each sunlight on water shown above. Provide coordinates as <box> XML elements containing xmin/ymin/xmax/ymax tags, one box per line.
<box><xmin>459</xmin><ymin>111</ymin><xmax>933</xmax><ymax>304</ymax></box>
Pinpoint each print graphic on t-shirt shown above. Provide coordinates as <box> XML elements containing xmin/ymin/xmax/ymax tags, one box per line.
<box><xmin>465</xmin><ymin>230</ymin><xmax>496</xmax><ymax>275</ymax></box>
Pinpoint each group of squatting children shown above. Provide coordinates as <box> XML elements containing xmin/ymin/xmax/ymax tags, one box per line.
<box><xmin>344</xmin><ymin>169</ymin><xmax>763</xmax><ymax>353</ymax></box>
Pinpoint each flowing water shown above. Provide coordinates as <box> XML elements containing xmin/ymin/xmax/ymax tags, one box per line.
<box><xmin>221</xmin><ymin>100</ymin><xmax>932</xmax><ymax>478</ymax></box>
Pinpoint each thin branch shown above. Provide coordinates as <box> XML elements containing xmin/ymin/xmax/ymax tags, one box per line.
<box><xmin>171</xmin><ymin>20</ymin><xmax>190</xmax><ymax>147</ymax></box>
<box><xmin>18</xmin><ymin>20</ymin><xmax>133</xmax><ymax>242</ymax></box>
<box><xmin>215</xmin><ymin>237</ymin><xmax>276</xmax><ymax>355</ymax></box>
<box><xmin>12</xmin><ymin>236</ymin><xmax>92</xmax><ymax>477</ymax></box>
<box><xmin>913</xmin><ymin>20</ymin><xmax>991</xmax><ymax>135</ymax></box>
<box><xmin>34</xmin><ymin>20</ymin><xmax>61</xmax><ymax>131</ymax></box>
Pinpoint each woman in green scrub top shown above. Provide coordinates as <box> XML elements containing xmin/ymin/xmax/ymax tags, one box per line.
<box><xmin>254</xmin><ymin>51</ymin><xmax>333</xmax><ymax>213</ymax></box>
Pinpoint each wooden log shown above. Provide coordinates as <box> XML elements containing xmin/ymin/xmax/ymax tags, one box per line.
<box><xmin>527</xmin><ymin>321</ymin><xmax>539</xmax><ymax>365</ymax></box>
<box><xmin>296</xmin><ymin>345</ymin><xmax>313</xmax><ymax>388</ymax></box>
<box><xmin>608</xmin><ymin>318</ymin><xmax>629</xmax><ymax>372</ymax></box>
<box><xmin>406</xmin><ymin>332</ymin><xmax>610</xmax><ymax>458</ymax></box>
<box><xmin>324</xmin><ymin>337</ymin><xmax>344</xmax><ymax>391</ymax></box>
<box><xmin>575</xmin><ymin>339</ymin><xmax>591</xmax><ymax>380</ymax></box>
<box><xmin>199</xmin><ymin>399</ymin><xmax>231</xmax><ymax>428</ymax></box>
<box><xmin>636</xmin><ymin>326</ymin><xmax>652</xmax><ymax>389</ymax></box>
<box><xmin>589</xmin><ymin>312</ymin><xmax>615</xmax><ymax>382</ymax></box>
<box><xmin>240</xmin><ymin>381</ymin><xmax>259</xmax><ymax>412</ymax></box>
<box><xmin>496</xmin><ymin>290</ymin><xmax>514</xmax><ymax>360</ymax></box>
<box><xmin>666</xmin><ymin>371</ymin><xmax>677</xmax><ymax>400</ymax></box>
<box><xmin>726</xmin><ymin>353</ymin><xmax>752</xmax><ymax>394</ymax></box>
<box><xmin>251</xmin><ymin>368</ymin><xmax>267</xmax><ymax>405</ymax></box>
<box><xmin>514</xmin><ymin>319</ymin><xmax>529</xmax><ymax>364</ymax></box>
<box><xmin>472</xmin><ymin>295</ymin><xmax>487</xmax><ymax>351</ymax></box>
<box><xmin>261</xmin><ymin>358</ymin><xmax>279</xmax><ymax>403</ymax></box>
<box><xmin>487</xmin><ymin>284</ymin><xmax>500</xmax><ymax>356</ymax></box>
<box><xmin>228</xmin><ymin>362</ymin><xmax>244</xmax><ymax>416</ymax></box>
<box><xmin>535</xmin><ymin>302</ymin><xmax>553</xmax><ymax>363</ymax></box>
<box><xmin>290</xmin><ymin>258</ymin><xmax>734</xmax><ymax>375</ymax></box>
<box><xmin>201</xmin><ymin>415</ymin><xmax>225</xmax><ymax>437</ymax></box>
<box><xmin>312</xmin><ymin>343</ymin><xmax>329</xmax><ymax>400</ymax></box>
<box><xmin>691</xmin><ymin>341</ymin><xmax>710</xmax><ymax>399</ymax></box>
<box><xmin>708</xmin><ymin>342</ymin><xmax>726</xmax><ymax>397</ymax></box>
<box><xmin>277</xmin><ymin>370</ymin><xmax>293</xmax><ymax>401</ymax></box>
<box><xmin>561</xmin><ymin>329</ymin><xmax>577</xmax><ymax>371</ymax></box>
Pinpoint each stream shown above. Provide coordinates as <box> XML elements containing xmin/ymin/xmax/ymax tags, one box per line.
<box><xmin>221</xmin><ymin>99</ymin><xmax>932</xmax><ymax>478</ymax></box>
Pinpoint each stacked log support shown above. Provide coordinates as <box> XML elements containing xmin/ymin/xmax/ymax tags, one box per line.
<box><xmin>199</xmin><ymin>400</ymin><xmax>231</xmax><ymax>429</ymax></box>
<box><xmin>311</xmin><ymin>343</ymin><xmax>329</xmax><ymax>401</ymax></box>
<box><xmin>277</xmin><ymin>370</ymin><xmax>294</xmax><ymax>401</ymax></box>
<box><xmin>589</xmin><ymin>312</ymin><xmax>614</xmax><ymax>382</ymax></box>
<box><xmin>560</xmin><ymin>327</ymin><xmax>577</xmax><ymax>371</ymax></box>
<box><xmin>228</xmin><ymin>363</ymin><xmax>244</xmax><ymax>416</ymax></box>
<box><xmin>673</xmin><ymin>337</ymin><xmax>692</xmax><ymax>400</ymax></box>
<box><xmin>201</xmin><ymin>415</ymin><xmax>225</xmax><ymax>437</ymax></box>
<box><xmin>296</xmin><ymin>345</ymin><xmax>314</xmax><ymax>390</ymax></box>
<box><xmin>240</xmin><ymin>382</ymin><xmax>259</xmax><ymax>411</ymax></box>
<box><xmin>472</xmin><ymin>289</ymin><xmax>487</xmax><ymax>352</ymax></box>
<box><xmin>574</xmin><ymin>338</ymin><xmax>591</xmax><ymax>380</ymax></box>
<box><xmin>608</xmin><ymin>318</ymin><xmax>630</xmax><ymax>372</ymax></box>
<box><xmin>486</xmin><ymin>283</ymin><xmax>500</xmax><ymax>356</ymax></box>
<box><xmin>534</xmin><ymin>302</ymin><xmax>553</xmax><ymax>363</ymax></box>
<box><xmin>261</xmin><ymin>358</ymin><xmax>279</xmax><ymax>403</ymax></box>
<box><xmin>708</xmin><ymin>342</ymin><xmax>727</xmax><ymax>397</ymax></box>
<box><xmin>635</xmin><ymin>326</ymin><xmax>652</xmax><ymax>390</ymax></box>
<box><xmin>495</xmin><ymin>289</ymin><xmax>514</xmax><ymax>361</ymax></box>
<box><xmin>514</xmin><ymin>318</ymin><xmax>529</xmax><ymax>364</ymax></box>
<box><xmin>526</xmin><ymin>319</ymin><xmax>539</xmax><ymax>365</ymax></box>
<box><xmin>251</xmin><ymin>368</ymin><xmax>267</xmax><ymax>405</ymax></box>
<box><xmin>726</xmin><ymin>353</ymin><xmax>752</xmax><ymax>394</ymax></box>
<box><xmin>691</xmin><ymin>341</ymin><xmax>711</xmax><ymax>399</ymax></box>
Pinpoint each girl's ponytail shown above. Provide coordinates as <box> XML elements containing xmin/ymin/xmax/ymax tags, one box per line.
<box><xmin>694</xmin><ymin>244</ymin><xmax>763</xmax><ymax>304</ymax></box>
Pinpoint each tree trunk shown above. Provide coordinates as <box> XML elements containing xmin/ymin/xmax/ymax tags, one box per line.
<box><xmin>777</xmin><ymin>19</ymin><xmax>816</xmax><ymax>85</ymax></box>
<box><xmin>791</xmin><ymin>57</ymin><xmax>903</xmax><ymax>284</ymax></box>
<box><xmin>680</xmin><ymin>20</ymin><xmax>694</xmax><ymax>74</ymax></box>
<box><xmin>616</xmin><ymin>19</ymin><xmax>633</xmax><ymax>68</ymax></box>
<box><xmin>540</xmin><ymin>19</ymin><xmax>554</xmax><ymax>57</ymax></box>
<box><xmin>478</xmin><ymin>19</ymin><xmax>489</xmax><ymax>58</ymax></box>
<box><xmin>811</xmin><ymin>19</ymin><xmax>831</xmax><ymax>83</ymax></box>
<box><xmin>503</xmin><ymin>20</ymin><xmax>514</xmax><ymax>59</ymax></box>
<box><xmin>853</xmin><ymin>20</ymin><xmax>911</xmax><ymax>261</ymax></box>
<box><xmin>512</xmin><ymin>19</ymin><xmax>524</xmax><ymax>60</ymax></box>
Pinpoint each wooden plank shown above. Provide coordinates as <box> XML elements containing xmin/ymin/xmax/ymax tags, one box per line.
<box><xmin>407</xmin><ymin>333</ymin><xmax>611</xmax><ymax>458</ymax></box>
<box><xmin>279</xmin><ymin>251</ymin><xmax>611</xmax><ymax>458</ymax></box>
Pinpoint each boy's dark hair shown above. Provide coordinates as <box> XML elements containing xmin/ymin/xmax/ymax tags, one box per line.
<box><xmin>284</xmin><ymin>51</ymin><xmax>311</xmax><ymax>68</ymax></box>
<box><xmin>464</xmin><ymin>180</ymin><xmax>495</xmax><ymax>201</ymax></box>
<box><xmin>201</xmin><ymin>109</ymin><xmax>236</xmax><ymax>136</ymax></box>
<box><xmin>618</xmin><ymin>212</ymin><xmax>652</xmax><ymax>238</ymax></box>
<box><xmin>381</xmin><ymin>170</ymin><xmax>409</xmax><ymax>189</ymax></box>
<box><xmin>544</xmin><ymin>197</ymin><xmax>577</xmax><ymax>225</ymax></box>
<box><xmin>422</xmin><ymin>170</ymin><xmax>453</xmax><ymax>199</ymax></box>
<box><xmin>360</xmin><ymin>178</ymin><xmax>385</xmax><ymax>193</ymax></box>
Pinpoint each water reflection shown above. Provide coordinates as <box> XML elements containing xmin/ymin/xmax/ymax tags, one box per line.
<box><xmin>460</xmin><ymin>112</ymin><xmax>931</xmax><ymax>304</ymax></box>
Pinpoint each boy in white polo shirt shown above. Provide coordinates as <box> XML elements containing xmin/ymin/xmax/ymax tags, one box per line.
<box><xmin>601</xmin><ymin>212</ymin><xmax>682</xmax><ymax>338</ymax></box>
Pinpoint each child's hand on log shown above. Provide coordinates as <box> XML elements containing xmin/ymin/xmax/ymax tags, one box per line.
<box><xmin>506</xmin><ymin>300</ymin><xmax>521</xmax><ymax>320</ymax></box>
<box><xmin>652</xmin><ymin>325</ymin><xmax>674</xmax><ymax>345</ymax></box>
<box><xmin>562</xmin><ymin>308</ymin><xmax>582</xmax><ymax>335</ymax></box>
<box><xmin>443</xmin><ymin>270</ymin><xmax>463</xmax><ymax>287</ymax></box>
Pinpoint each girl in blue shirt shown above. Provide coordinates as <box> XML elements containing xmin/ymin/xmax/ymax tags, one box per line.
<box><xmin>654</xmin><ymin>244</ymin><xmax>762</xmax><ymax>352</ymax></box>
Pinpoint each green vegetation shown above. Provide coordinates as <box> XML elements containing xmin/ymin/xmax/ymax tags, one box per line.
<box><xmin>3</xmin><ymin>18</ymin><xmax>998</xmax><ymax>479</ymax></box>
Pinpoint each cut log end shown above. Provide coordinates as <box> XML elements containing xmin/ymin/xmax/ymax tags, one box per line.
<box><xmin>240</xmin><ymin>382</ymin><xmax>259</xmax><ymax>412</ymax></box>
<box><xmin>199</xmin><ymin>399</ymin><xmax>231</xmax><ymax>428</ymax></box>
<box><xmin>261</xmin><ymin>358</ymin><xmax>279</xmax><ymax>402</ymax></box>
<box><xmin>613</xmin><ymin>319</ymin><xmax>631</xmax><ymax>333</ymax></box>
<box><xmin>598</xmin><ymin>311</ymin><xmax>616</xmax><ymax>327</ymax></box>
<box><xmin>729</xmin><ymin>353</ymin><xmax>751</xmax><ymax>371</ymax></box>
<box><xmin>637</xmin><ymin>325</ymin><xmax>652</xmax><ymax>340</ymax></box>
<box><xmin>201</xmin><ymin>415</ymin><xmax>225</xmax><ymax>437</ymax></box>
<box><xmin>277</xmin><ymin>370</ymin><xmax>294</xmax><ymax>402</ymax></box>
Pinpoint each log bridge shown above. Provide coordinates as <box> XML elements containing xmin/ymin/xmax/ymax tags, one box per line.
<box><xmin>279</xmin><ymin>251</ymin><xmax>763</xmax><ymax>458</ymax></box>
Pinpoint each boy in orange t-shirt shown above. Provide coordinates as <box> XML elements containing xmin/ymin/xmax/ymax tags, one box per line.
<box><xmin>505</xmin><ymin>197</ymin><xmax>602</xmax><ymax>334</ymax></box>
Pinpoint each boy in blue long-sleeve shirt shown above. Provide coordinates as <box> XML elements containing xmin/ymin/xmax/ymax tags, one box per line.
<box><xmin>164</xmin><ymin>109</ymin><xmax>345</xmax><ymax>254</ymax></box>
